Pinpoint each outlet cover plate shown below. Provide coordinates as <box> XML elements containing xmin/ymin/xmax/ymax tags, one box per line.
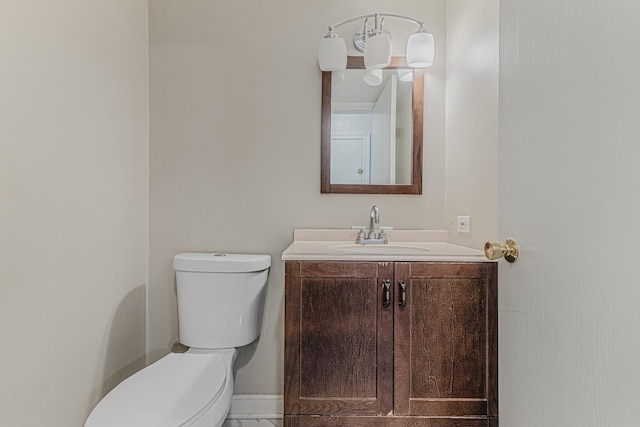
<box><xmin>457</xmin><ymin>216</ymin><xmax>471</xmax><ymax>233</ymax></box>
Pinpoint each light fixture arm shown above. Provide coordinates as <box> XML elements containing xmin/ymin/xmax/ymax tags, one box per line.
<box><xmin>327</xmin><ymin>12</ymin><xmax>424</xmax><ymax>32</ymax></box>
<box><xmin>325</xmin><ymin>13</ymin><xmax>426</xmax><ymax>54</ymax></box>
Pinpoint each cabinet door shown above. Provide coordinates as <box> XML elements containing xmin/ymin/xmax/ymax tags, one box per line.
<box><xmin>285</xmin><ymin>261</ymin><xmax>394</xmax><ymax>416</ymax></box>
<box><xmin>394</xmin><ymin>262</ymin><xmax>498</xmax><ymax>417</ymax></box>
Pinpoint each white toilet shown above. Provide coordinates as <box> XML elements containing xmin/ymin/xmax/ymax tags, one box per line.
<box><xmin>85</xmin><ymin>252</ymin><xmax>271</xmax><ymax>427</ymax></box>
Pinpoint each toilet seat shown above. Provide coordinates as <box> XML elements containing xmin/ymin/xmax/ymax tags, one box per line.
<box><xmin>85</xmin><ymin>353</ymin><xmax>226</xmax><ymax>427</ymax></box>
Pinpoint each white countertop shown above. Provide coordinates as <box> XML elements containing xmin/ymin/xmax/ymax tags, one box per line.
<box><xmin>281</xmin><ymin>229</ymin><xmax>490</xmax><ymax>262</ymax></box>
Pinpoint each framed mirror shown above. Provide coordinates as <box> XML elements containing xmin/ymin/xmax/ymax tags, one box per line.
<box><xmin>321</xmin><ymin>56</ymin><xmax>423</xmax><ymax>194</ymax></box>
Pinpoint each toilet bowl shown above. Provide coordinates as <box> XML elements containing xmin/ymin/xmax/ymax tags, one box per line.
<box><xmin>85</xmin><ymin>253</ymin><xmax>270</xmax><ymax>427</ymax></box>
<box><xmin>85</xmin><ymin>349</ymin><xmax>236</xmax><ymax>427</ymax></box>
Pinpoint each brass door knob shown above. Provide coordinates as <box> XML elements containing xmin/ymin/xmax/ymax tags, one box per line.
<box><xmin>484</xmin><ymin>238</ymin><xmax>519</xmax><ymax>263</ymax></box>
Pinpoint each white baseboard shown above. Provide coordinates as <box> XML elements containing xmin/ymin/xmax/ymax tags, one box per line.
<box><xmin>226</xmin><ymin>394</ymin><xmax>283</xmax><ymax>420</ymax></box>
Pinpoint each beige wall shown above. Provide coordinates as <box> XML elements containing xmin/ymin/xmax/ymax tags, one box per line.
<box><xmin>445</xmin><ymin>0</ymin><xmax>499</xmax><ymax>249</ymax></box>
<box><xmin>149</xmin><ymin>0</ymin><xmax>448</xmax><ymax>394</ymax></box>
<box><xmin>0</xmin><ymin>1</ymin><xmax>148</xmax><ymax>425</ymax></box>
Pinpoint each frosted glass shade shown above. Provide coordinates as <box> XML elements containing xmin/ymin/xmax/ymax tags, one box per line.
<box><xmin>364</xmin><ymin>33</ymin><xmax>391</xmax><ymax>69</ymax></box>
<box><xmin>397</xmin><ymin>69</ymin><xmax>413</xmax><ymax>82</ymax></box>
<box><xmin>363</xmin><ymin>69</ymin><xmax>383</xmax><ymax>86</ymax></box>
<box><xmin>332</xmin><ymin>70</ymin><xmax>345</xmax><ymax>86</ymax></box>
<box><xmin>318</xmin><ymin>37</ymin><xmax>347</xmax><ymax>71</ymax></box>
<box><xmin>406</xmin><ymin>31</ymin><xmax>435</xmax><ymax>67</ymax></box>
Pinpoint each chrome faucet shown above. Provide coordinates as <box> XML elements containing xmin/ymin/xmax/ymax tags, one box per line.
<box><xmin>354</xmin><ymin>205</ymin><xmax>389</xmax><ymax>244</ymax></box>
<box><xmin>368</xmin><ymin>205</ymin><xmax>380</xmax><ymax>239</ymax></box>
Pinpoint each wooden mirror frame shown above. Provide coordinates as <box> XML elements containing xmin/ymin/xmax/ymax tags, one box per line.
<box><xmin>321</xmin><ymin>56</ymin><xmax>424</xmax><ymax>194</ymax></box>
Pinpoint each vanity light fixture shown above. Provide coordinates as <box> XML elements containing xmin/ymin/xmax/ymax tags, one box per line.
<box><xmin>318</xmin><ymin>28</ymin><xmax>347</xmax><ymax>71</ymax></box>
<box><xmin>397</xmin><ymin>68</ymin><xmax>413</xmax><ymax>82</ymax></box>
<box><xmin>406</xmin><ymin>25</ymin><xmax>435</xmax><ymax>67</ymax></box>
<box><xmin>318</xmin><ymin>13</ymin><xmax>435</xmax><ymax>71</ymax></box>
<box><xmin>363</xmin><ymin>69</ymin><xmax>383</xmax><ymax>86</ymax></box>
<box><xmin>332</xmin><ymin>70</ymin><xmax>346</xmax><ymax>86</ymax></box>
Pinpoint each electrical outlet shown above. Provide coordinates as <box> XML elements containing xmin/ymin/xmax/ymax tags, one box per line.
<box><xmin>456</xmin><ymin>216</ymin><xmax>471</xmax><ymax>233</ymax></box>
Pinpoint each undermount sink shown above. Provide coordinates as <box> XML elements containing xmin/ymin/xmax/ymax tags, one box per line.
<box><xmin>331</xmin><ymin>243</ymin><xmax>431</xmax><ymax>255</ymax></box>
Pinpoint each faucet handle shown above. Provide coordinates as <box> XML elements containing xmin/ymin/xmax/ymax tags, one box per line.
<box><xmin>351</xmin><ymin>225</ymin><xmax>366</xmax><ymax>230</ymax></box>
<box><xmin>379</xmin><ymin>226</ymin><xmax>393</xmax><ymax>243</ymax></box>
<box><xmin>352</xmin><ymin>226</ymin><xmax>366</xmax><ymax>244</ymax></box>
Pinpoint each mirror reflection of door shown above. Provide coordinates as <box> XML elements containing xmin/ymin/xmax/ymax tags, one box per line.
<box><xmin>330</xmin><ymin>69</ymin><xmax>410</xmax><ymax>186</ymax></box>
<box><xmin>330</xmin><ymin>133</ymin><xmax>370</xmax><ymax>184</ymax></box>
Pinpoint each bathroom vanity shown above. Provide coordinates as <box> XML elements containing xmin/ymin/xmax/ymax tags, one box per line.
<box><xmin>282</xmin><ymin>230</ymin><xmax>498</xmax><ymax>427</ymax></box>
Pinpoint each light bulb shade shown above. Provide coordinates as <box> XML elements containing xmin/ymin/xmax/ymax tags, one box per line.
<box><xmin>332</xmin><ymin>70</ymin><xmax>345</xmax><ymax>86</ymax></box>
<box><xmin>318</xmin><ymin>36</ymin><xmax>347</xmax><ymax>71</ymax></box>
<box><xmin>364</xmin><ymin>33</ymin><xmax>392</xmax><ymax>69</ymax></box>
<box><xmin>363</xmin><ymin>69</ymin><xmax>383</xmax><ymax>86</ymax></box>
<box><xmin>406</xmin><ymin>31</ymin><xmax>435</xmax><ymax>67</ymax></box>
<box><xmin>397</xmin><ymin>68</ymin><xmax>413</xmax><ymax>82</ymax></box>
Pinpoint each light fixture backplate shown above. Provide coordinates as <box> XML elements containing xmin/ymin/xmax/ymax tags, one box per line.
<box><xmin>353</xmin><ymin>28</ymin><xmax>391</xmax><ymax>52</ymax></box>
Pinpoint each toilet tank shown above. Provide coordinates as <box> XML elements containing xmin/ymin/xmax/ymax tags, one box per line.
<box><xmin>173</xmin><ymin>253</ymin><xmax>271</xmax><ymax>349</ymax></box>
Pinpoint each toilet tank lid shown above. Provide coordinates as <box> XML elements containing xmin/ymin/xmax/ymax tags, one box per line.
<box><xmin>173</xmin><ymin>252</ymin><xmax>271</xmax><ymax>273</ymax></box>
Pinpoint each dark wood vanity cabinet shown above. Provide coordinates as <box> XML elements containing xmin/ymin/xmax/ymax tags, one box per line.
<box><xmin>284</xmin><ymin>261</ymin><xmax>498</xmax><ymax>427</ymax></box>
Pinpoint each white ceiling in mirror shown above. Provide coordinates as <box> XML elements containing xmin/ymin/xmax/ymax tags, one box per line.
<box><xmin>331</xmin><ymin>69</ymin><xmax>414</xmax><ymax>103</ymax></box>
